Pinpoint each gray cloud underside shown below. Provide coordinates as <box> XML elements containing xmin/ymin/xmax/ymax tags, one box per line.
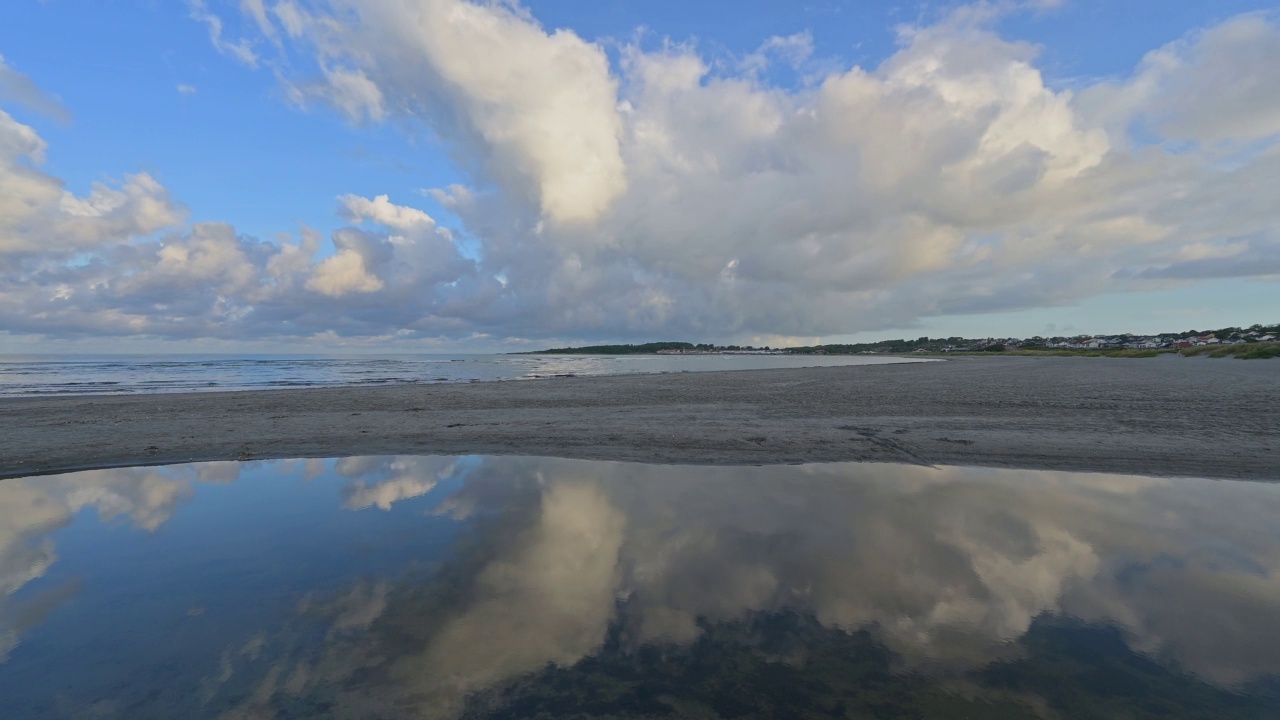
<box><xmin>2</xmin><ymin>3</ymin><xmax>1279</xmax><ymax>344</ymax></box>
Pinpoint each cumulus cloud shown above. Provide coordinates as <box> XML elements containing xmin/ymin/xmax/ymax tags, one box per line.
<box><xmin>4</xmin><ymin>2</ymin><xmax>1280</xmax><ymax>346</ymax></box>
<box><xmin>339</xmin><ymin>193</ymin><xmax>434</xmax><ymax>230</ymax></box>
<box><xmin>0</xmin><ymin>110</ymin><xmax>184</xmax><ymax>261</ymax></box>
<box><xmin>277</xmin><ymin>0</ymin><xmax>627</xmax><ymax>224</ymax></box>
<box><xmin>0</xmin><ymin>183</ymin><xmax>476</xmax><ymax>338</ymax></box>
<box><xmin>1080</xmin><ymin>13</ymin><xmax>1280</xmax><ymax>145</ymax></box>
<box><xmin>306</xmin><ymin>244</ymin><xmax>384</xmax><ymax>297</ymax></box>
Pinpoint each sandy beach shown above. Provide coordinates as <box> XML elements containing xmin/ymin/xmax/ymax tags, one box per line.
<box><xmin>1</xmin><ymin>355</ymin><xmax>1276</xmax><ymax>481</ymax></box>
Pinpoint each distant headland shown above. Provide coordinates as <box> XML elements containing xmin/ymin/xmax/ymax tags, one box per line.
<box><xmin>524</xmin><ymin>342</ymin><xmax>784</xmax><ymax>355</ymax></box>
<box><xmin>524</xmin><ymin>323</ymin><xmax>1280</xmax><ymax>359</ymax></box>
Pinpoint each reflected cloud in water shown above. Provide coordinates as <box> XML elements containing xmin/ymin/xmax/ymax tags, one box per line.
<box><xmin>337</xmin><ymin>456</ymin><xmax>464</xmax><ymax>511</ymax></box>
<box><xmin>1</xmin><ymin>457</ymin><xmax>1278</xmax><ymax>718</ymax></box>
<box><xmin>0</xmin><ymin>462</ymin><xmax>256</xmax><ymax>667</ymax></box>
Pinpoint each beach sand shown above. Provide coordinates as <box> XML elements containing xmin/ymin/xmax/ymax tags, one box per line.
<box><xmin>2</xmin><ymin>356</ymin><xmax>1276</xmax><ymax>480</ymax></box>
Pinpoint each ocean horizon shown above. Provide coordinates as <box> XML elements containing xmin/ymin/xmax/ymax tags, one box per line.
<box><xmin>0</xmin><ymin>353</ymin><xmax>934</xmax><ymax>398</ymax></box>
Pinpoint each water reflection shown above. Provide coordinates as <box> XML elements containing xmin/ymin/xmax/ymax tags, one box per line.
<box><xmin>1</xmin><ymin>457</ymin><xmax>1278</xmax><ymax>718</ymax></box>
<box><xmin>0</xmin><ymin>462</ymin><xmax>242</xmax><ymax>663</ymax></box>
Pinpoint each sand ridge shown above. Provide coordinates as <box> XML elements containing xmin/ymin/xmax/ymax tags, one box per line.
<box><xmin>1</xmin><ymin>356</ymin><xmax>1276</xmax><ymax>480</ymax></box>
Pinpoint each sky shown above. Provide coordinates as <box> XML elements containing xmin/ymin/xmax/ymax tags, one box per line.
<box><xmin>0</xmin><ymin>0</ymin><xmax>1277</xmax><ymax>352</ymax></box>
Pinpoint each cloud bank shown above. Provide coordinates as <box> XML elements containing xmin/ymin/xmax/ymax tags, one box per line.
<box><xmin>2</xmin><ymin>3</ymin><xmax>1278</xmax><ymax>345</ymax></box>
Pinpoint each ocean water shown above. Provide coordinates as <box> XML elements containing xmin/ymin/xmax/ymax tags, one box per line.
<box><xmin>1</xmin><ymin>456</ymin><xmax>1278</xmax><ymax>719</ymax></box>
<box><xmin>0</xmin><ymin>353</ymin><xmax>933</xmax><ymax>397</ymax></box>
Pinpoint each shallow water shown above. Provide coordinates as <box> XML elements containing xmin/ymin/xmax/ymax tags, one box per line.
<box><xmin>1</xmin><ymin>457</ymin><xmax>1278</xmax><ymax>718</ymax></box>
<box><xmin>0</xmin><ymin>353</ymin><xmax>932</xmax><ymax>397</ymax></box>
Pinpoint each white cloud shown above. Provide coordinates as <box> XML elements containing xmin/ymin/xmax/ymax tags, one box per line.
<box><xmin>223</xmin><ymin>1</ymin><xmax>1276</xmax><ymax>342</ymax></box>
<box><xmin>0</xmin><ymin>54</ymin><xmax>69</xmax><ymax>122</ymax></box>
<box><xmin>278</xmin><ymin>0</ymin><xmax>627</xmax><ymax>224</ymax></box>
<box><xmin>0</xmin><ymin>172</ymin><xmax>479</xmax><ymax>337</ymax></box>
<box><xmin>270</xmin><ymin>0</ymin><xmax>307</xmax><ymax>39</ymax></box>
<box><xmin>0</xmin><ymin>110</ymin><xmax>185</xmax><ymax>258</ymax></box>
<box><xmin>6</xmin><ymin>3</ymin><xmax>1279</xmax><ymax>346</ymax></box>
<box><xmin>1080</xmin><ymin>13</ymin><xmax>1280</xmax><ymax>145</ymax></box>
<box><xmin>314</xmin><ymin>66</ymin><xmax>385</xmax><ymax>123</ymax></box>
<box><xmin>306</xmin><ymin>247</ymin><xmax>384</xmax><ymax>297</ymax></box>
<box><xmin>240</xmin><ymin>0</ymin><xmax>278</xmax><ymax>44</ymax></box>
<box><xmin>177</xmin><ymin>83</ymin><xmax>197</xmax><ymax>95</ymax></box>
<box><xmin>339</xmin><ymin>193</ymin><xmax>434</xmax><ymax>230</ymax></box>
<box><xmin>741</xmin><ymin>32</ymin><xmax>815</xmax><ymax>75</ymax></box>
<box><xmin>188</xmin><ymin>0</ymin><xmax>259</xmax><ymax>68</ymax></box>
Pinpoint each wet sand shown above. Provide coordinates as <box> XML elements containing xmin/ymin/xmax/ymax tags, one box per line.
<box><xmin>1</xmin><ymin>356</ymin><xmax>1276</xmax><ymax>480</ymax></box>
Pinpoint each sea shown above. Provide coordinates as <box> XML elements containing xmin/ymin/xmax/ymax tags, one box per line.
<box><xmin>0</xmin><ymin>353</ymin><xmax>934</xmax><ymax>397</ymax></box>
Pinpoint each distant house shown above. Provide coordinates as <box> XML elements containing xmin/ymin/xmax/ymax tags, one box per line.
<box><xmin>1176</xmin><ymin>341</ymin><xmax>1193</xmax><ymax>349</ymax></box>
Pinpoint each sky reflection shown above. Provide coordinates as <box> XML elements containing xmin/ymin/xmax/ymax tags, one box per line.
<box><xmin>1</xmin><ymin>457</ymin><xmax>1278</xmax><ymax>718</ymax></box>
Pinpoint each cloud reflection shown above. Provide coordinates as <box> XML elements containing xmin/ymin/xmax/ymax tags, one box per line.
<box><xmin>337</xmin><ymin>456</ymin><xmax>461</xmax><ymax>511</ymax></box>
<box><xmin>0</xmin><ymin>463</ymin><xmax>244</xmax><ymax>661</ymax></box>
<box><xmin>5</xmin><ymin>456</ymin><xmax>1278</xmax><ymax>717</ymax></box>
<box><xmin>216</xmin><ymin>458</ymin><xmax>1280</xmax><ymax>717</ymax></box>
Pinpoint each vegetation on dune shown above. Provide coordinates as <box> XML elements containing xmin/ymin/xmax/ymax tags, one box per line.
<box><xmin>527</xmin><ymin>342</ymin><xmax>697</xmax><ymax>355</ymax></box>
<box><xmin>526</xmin><ymin>342</ymin><xmax>776</xmax><ymax>354</ymax></box>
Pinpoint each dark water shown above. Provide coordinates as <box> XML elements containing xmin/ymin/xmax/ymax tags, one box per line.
<box><xmin>1</xmin><ymin>457</ymin><xmax>1278</xmax><ymax>719</ymax></box>
<box><xmin>0</xmin><ymin>354</ymin><xmax>932</xmax><ymax>397</ymax></box>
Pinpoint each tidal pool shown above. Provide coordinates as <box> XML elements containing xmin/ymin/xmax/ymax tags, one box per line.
<box><xmin>1</xmin><ymin>457</ymin><xmax>1278</xmax><ymax>718</ymax></box>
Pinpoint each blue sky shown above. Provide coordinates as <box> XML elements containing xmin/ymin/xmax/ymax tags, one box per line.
<box><xmin>1</xmin><ymin>0</ymin><xmax>1277</xmax><ymax>351</ymax></box>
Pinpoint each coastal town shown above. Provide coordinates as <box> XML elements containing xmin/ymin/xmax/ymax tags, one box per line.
<box><xmin>533</xmin><ymin>323</ymin><xmax>1280</xmax><ymax>356</ymax></box>
<box><xmin>903</xmin><ymin>325</ymin><xmax>1278</xmax><ymax>353</ymax></box>
<box><xmin>789</xmin><ymin>323</ymin><xmax>1280</xmax><ymax>355</ymax></box>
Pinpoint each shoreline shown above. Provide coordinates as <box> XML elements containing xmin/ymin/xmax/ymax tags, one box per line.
<box><xmin>2</xmin><ymin>356</ymin><xmax>1277</xmax><ymax>481</ymax></box>
<box><xmin>0</xmin><ymin>353</ymin><xmax>934</xmax><ymax>399</ymax></box>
